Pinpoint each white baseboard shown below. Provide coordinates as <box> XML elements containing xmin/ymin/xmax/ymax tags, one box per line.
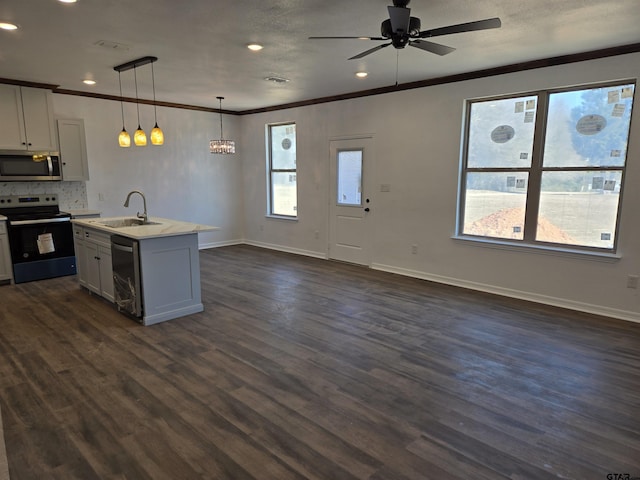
<box><xmin>198</xmin><ymin>239</ymin><xmax>244</xmax><ymax>250</ymax></box>
<box><xmin>371</xmin><ymin>262</ymin><xmax>640</xmax><ymax>324</ymax></box>
<box><xmin>244</xmin><ymin>240</ymin><xmax>327</xmax><ymax>259</ymax></box>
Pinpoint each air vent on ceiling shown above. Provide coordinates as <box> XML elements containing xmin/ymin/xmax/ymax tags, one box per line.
<box><xmin>94</xmin><ymin>40</ymin><xmax>130</xmax><ymax>51</ymax></box>
<box><xmin>264</xmin><ymin>75</ymin><xmax>290</xmax><ymax>84</ymax></box>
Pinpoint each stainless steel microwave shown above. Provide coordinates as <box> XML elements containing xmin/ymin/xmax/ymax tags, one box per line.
<box><xmin>0</xmin><ymin>151</ymin><xmax>61</xmax><ymax>181</ymax></box>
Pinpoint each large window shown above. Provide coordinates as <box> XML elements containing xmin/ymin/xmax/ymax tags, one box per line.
<box><xmin>459</xmin><ymin>81</ymin><xmax>635</xmax><ymax>252</ymax></box>
<box><xmin>268</xmin><ymin>123</ymin><xmax>297</xmax><ymax>217</ymax></box>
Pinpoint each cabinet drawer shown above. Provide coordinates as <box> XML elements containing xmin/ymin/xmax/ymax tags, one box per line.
<box><xmin>0</xmin><ymin>222</ymin><xmax>6</xmax><ymax>235</ymax></box>
<box><xmin>73</xmin><ymin>225</ymin><xmax>84</xmax><ymax>239</ymax></box>
<box><xmin>83</xmin><ymin>228</ymin><xmax>111</xmax><ymax>246</ymax></box>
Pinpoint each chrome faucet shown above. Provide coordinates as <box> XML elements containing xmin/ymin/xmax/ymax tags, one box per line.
<box><xmin>123</xmin><ymin>190</ymin><xmax>148</xmax><ymax>223</ymax></box>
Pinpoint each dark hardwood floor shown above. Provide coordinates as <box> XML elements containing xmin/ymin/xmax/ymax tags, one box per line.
<box><xmin>0</xmin><ymin>244</ymin><xmax>639</xmax><ymax>479</ymax></box>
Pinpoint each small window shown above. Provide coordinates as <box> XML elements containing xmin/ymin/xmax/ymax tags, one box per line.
<box><xmin>268</xmin><ymin>123</ymin><xmax>297</xmax><ymax>217</ymax></box>
<box><xmin>459</xmin><ymin>81</ymin><xmax>635</xmax><ymax>252</ymax></box>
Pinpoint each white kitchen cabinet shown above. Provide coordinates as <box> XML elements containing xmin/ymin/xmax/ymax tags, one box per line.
<box><xmin>57</xmin><ymin>118</ymin><xmax>90</xmax><ymax>181</ymax></box>
<box><xmin>74</xmin><ymin>226</ymin><xmax>113</xmax><ymax>302</ymax></box>
<box><xmin>0</xmin><ymin>221</ymin><xmax>13</xmax><ymax>284</ymax></box>
<box><xmin>0</xmin><ymin>85</ymin><xmax>57</xmax><ymax>151</ymax></box>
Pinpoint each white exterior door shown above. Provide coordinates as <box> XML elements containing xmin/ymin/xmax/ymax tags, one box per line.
<box><xmin>329</xmin><ymin>137</ymin><xmax>374</xmax><ymax>265</ymax></box>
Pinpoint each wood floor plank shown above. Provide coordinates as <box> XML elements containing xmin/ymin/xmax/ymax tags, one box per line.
<box><xmin>1</xmin><ymin>244</ymin><xmax>640</xmax><ymax>479</ymax></box>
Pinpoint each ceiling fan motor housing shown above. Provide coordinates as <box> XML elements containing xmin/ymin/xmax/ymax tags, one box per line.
<box><xmin>381</xmin><ymin>16</ymin><xmax>421</xmax><ymax>48</ymax></box>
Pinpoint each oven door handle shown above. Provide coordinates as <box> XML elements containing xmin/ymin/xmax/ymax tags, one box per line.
<box><xmin>9</xmin><ymin>217</ymin><xmax>71</xmax><ymax>226</ymax></box>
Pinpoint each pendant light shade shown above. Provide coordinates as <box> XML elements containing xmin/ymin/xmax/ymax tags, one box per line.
<box><xmin>119</xmin><ymin>129</ymin><xmax>131</xmax><ymax>147</ymax></box>
<box><xmin>134</xmin><ymin>127</ymin><xmax>147</xmax><ymax>146</ymax></box>
<box><xmin>149</xmin><ymin>61</ymin><xmax>164</xmax><ymax>145</ymax></box>
<box><xmin>210</xmin><ymin>96</ymin><xmax>235</xmax><ymax>154</ymax></box>
<box><xmin>150</xmin><ymin>125</ymin><xmax>164</xmax><ymax>145</ymax></box>
<box><xmin>117</xmin><ymin>71</ymin><xmax>131</xmax><ymax>148</ymax></box>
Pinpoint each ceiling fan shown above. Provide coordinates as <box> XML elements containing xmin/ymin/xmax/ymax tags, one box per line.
<box><xmin>309</xmin><ymin>0</ymin><xmax>501</xmax><ymax>60</ymax></box>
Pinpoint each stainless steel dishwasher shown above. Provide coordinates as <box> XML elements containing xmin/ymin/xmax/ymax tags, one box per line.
<box><xmin>111</xmin><ymin>235</ymin><xmax>143</xmax><ymax>321</ymax></box>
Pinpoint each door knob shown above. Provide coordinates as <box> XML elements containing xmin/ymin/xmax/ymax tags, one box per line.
<box><xmin>364</xmin><ymin>207</ymin><xmax>370</xmax><ymax>212</ymax></box>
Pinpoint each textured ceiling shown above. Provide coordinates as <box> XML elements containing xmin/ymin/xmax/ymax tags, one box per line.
<box><xmin>0</xmin><ymin>0</ymin><xmax>639</xmax><ymax>111</ymax></box>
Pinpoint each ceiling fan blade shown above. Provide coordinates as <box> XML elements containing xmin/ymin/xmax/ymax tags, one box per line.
<box><xmin>309</xmin><ymin>36</ymin><xmax>386</xmax><ymax>40</ymax></box>
<box><xmin>348</xmin><ymin>43</ymin><xmax>391</xmax><ymax>60</ymax></box>
<box><xmin>388</xmin><ymin>6</ymin><xmax>411</xmax><ymax>33</ymax></box>
<box><xmin>409</xmin><ymin>40</ymin><xmax>456</xmax><ymax>56</ymax></box>
<box><xmin>418</xmin><ymin>17</ymin><xmax>501</xmax><ymax>38</ymax></box>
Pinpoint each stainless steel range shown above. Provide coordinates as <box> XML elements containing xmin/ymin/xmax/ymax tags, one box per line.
<box><xmin>0</xmin><ymin>194</ymin><xmax>76</xmax><ymax>283</ymax></box>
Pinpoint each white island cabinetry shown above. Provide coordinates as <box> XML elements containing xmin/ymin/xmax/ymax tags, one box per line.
<box><xmin>73</xmin><ymin>224</ymin><xmax>114</xmax><ymax>302</ymax></box>
<box><xmin>72</xmin><ymin>217</ymin><xmax>217</xmax><ymax>325</ymax></box>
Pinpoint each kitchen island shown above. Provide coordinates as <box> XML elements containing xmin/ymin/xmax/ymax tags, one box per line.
<box><xmin>72</xmin><ymin>216</ymin><xmax>217</xmax><ymax>326</ymax></box>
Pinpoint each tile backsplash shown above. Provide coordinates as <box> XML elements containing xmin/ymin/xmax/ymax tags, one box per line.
<box><xmin>0</xmin><ymin>181</ymin><xmax>88</xmax><ymax>210</ymax></box>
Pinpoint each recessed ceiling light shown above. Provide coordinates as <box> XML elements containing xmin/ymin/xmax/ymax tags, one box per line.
<box><xmin>247</xmin><ymin>43</ymin><xmax>263</xmax><ymax>51</ymax></box>
<box><xmin>83</xmin><ymin>79</ymin><xmax>96</xmax><ymax>85</ymax></box>
<box><xmin>355</xmin><ymin>71</ymin><xmax>368</xmax><ymax>78</ymax></box>
<box><xmin>58</xmin><ymin>0</ymin><xmax>77</xmax><ymax>3</ymax></box>
<box><xmin>0</xmin><ymin>22</ymin><xmax>18</xmax><ymax>31</ymax></box>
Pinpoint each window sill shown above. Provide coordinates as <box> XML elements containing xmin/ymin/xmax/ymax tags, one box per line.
<box><xmin>452</xmin><ymin>235</ymin><xmax>621</xmax><ymax>262</ymax></box>
<box><xmin>265</xmin><ymin>214</ymin><xmax>298</xmax><ymax>222</ymax></box>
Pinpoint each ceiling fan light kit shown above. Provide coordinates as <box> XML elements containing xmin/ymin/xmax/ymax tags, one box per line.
<box><xmin>113</xmin><ymin>56</ymin><xmax>164</xmax><ymax>147</ymax></box>
<box><xmin>310</xmin><ymin>0</ymin><xmax>501</xmax><ymax>60</ymax></box>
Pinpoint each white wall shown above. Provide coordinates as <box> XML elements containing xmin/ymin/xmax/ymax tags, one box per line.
<box><xmin>240</xmin><ymin>52</ymin><xmax>640</xmax><ymax>322</ymax></box>
<box><xmin>52</xmin><ymin>94</ymin><xmax>244</xmax><ymax>248</ymax></box>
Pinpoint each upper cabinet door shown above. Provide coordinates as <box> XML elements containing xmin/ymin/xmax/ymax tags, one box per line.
<box><xmin>0</xmin><ymin>84</ymin><xmax>27</xmax><ymax>149</ymax></box>
<box><xmin>20</xmin><ymin>87</ymin><xmax>57</xmax><ymax>151</ymax></box>
<box><xmin>0</xmin><ymin>85</ymin><xmax>57</xmax><ymax>151</ymax></box>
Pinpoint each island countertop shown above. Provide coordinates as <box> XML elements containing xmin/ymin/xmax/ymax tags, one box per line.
<box><xmin>72</xmin><ymin>216</ymin><xmax>219</xmax><ymax>240</ymax></box>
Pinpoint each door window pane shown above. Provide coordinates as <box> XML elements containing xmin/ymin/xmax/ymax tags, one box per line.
<box><xmin>467</xmin><ymin>95</ymin><xmax>537</xmax><ymax>168</ymax></box>
<box><xmin>544</xmin><ymin>84</ymin><xmax>634</xmax><ymax>168</ymax></box>
<box><xmin>537</xmin><ymin>171</ymin><xmax>622</xmax><ymax>248</ymax></box>
<box><xmin>337</xmin><ymin>150</ymin><xmax>362</xmax><ymax>206</ymax></box>
<box><xmin>462</xmin><ymin>172</ymin><xmax>529</xmax><ymax>240</ymax></box>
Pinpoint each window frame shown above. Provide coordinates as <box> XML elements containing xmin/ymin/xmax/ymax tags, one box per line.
<box><xmin>457</xmin><ymin>80</ymin><xmax>635</xmax><ymax>254</ymax></box>
<box><xmin>267</xmin><ymin>122</ymin><xmax>297</xmax><ymax>218</ymax></box>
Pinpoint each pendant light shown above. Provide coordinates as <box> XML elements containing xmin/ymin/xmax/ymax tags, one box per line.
<box><xmin>132</xmin><ymin>66</ymin><xmax>147</xmax><ymax>146</ymax></box>
<box><xmin>149</xmin><ymin>61</ymin><xmax>164</xmax><ymax>145</ymax></box>
<box><xmin>117</xmin><ymin>71</ymin><xmax>131</xmax><ymax>147</ymax></box>
<box><xmin>209</xmin><ymin>96</ymin><xmax>235</xmax><ymax>154</ymax></box>
<box><xmin>114</xmin><ymin>56</ymin><xmax>161</xmax><ymax>148</ymax></box>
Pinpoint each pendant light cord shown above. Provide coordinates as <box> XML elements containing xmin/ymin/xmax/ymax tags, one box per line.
<box><xmin>151</xmin><ymin>62</ymin><xmax>158</xmax><ymax>125</ymax></box>
<box><xmin>134</xmin><ymin>66</ymin><xmax>141</xmax><ymax>127</ymax></box>
<box><xmin>218</xmin><ymin>97</ymin><xmax>224</xmax><ymax>140</ymax></box>
<box><xmin>118</xmin><ymin>71</ymin><xmax>126</xmax><ymax>128</ymax></box>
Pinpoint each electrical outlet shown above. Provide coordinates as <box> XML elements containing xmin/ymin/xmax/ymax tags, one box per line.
<box><xmin>98</xmin><ymin>193</ymin><xmax>104</xmax><ymax>201</ymax></box>
<box><xmin>314</xmin><ymin>230</ymin><xmax>320</xmax><ymax>239</ymax></box>
<box><xmin>627</xmin><ymin>275</ymin><xmax>639</xmax><ymax>289</ymax></box>
<box><xmin>411</xmin><ymin>244</ymin><xmax>418</xmax><ymax>255</ymax></box>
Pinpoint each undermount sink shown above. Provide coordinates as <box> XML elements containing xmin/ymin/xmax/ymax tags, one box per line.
<box><xmin>98</xmin><ymin>218</ymin><xmax>162</xmax><ymax>228</ymax></box>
